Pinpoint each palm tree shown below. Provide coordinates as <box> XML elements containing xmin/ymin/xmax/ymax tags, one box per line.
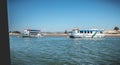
<box><xmin>64</xmin><ymin>30</ymin><xmax>67</xmax><ymax>34</ymax></box>
<box><xmin>113</xmin><ymin>26</ymin><xmax>119</xmax><ymax>31</ymax></box>
<box><xmin>12</xmin><ymin>31</ymin><xmax>21</xmax><ymax>34</ymax></box>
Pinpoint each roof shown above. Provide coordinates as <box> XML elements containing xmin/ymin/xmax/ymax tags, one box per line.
<box><xmin>79</xmin><ymin>29</ymin><xmax>104</xmax><ymax>32</ymax></box>
<box><xmin>72</xmin><ymin>28</ymin><xmax>79</xmax><ymax>31</ymax></box>
<box><xmin>25</xmin><ymin>29</ymin><xmax>40</xmax><ymax>31</ymax></box>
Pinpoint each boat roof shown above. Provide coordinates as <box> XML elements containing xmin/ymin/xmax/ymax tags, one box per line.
<box><xmin>79</xmin><ymin>29</ymin><xmax>104</xmax><ymax>31</ymax></box>
<box><xmin>25</xmin><ymin>29</ymin><xmax>40</xmax><ymax>31</ymax></box>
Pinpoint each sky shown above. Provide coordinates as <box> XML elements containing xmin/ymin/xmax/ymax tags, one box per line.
<box><xmin>7</xmin><ymin>0</ymin><xmax>120</xmax><ymax>32</ymax></box>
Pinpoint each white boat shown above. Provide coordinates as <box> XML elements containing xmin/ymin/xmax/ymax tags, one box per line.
<box><xmin>68</xmin><ymin>28</ymin><xmax>105</xmax><ymax>38</ymax></box>
<box><xmin>22</xmin><ymin>29</ymin><xmax>43</xmax><ymax>37</ymax></box>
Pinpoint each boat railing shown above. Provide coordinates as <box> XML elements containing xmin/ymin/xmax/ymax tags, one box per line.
<box><xmin>91</xmin><ymin>31</ymin><xmax>98</xmax><ymax>38</ymax></box>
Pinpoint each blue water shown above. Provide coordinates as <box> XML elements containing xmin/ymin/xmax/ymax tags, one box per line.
<box><xmin>10</xmin><ymin>36</ymin><xmax>120</xmax><ymax>65</ymax></box>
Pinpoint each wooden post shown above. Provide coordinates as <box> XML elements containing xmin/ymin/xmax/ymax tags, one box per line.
<box><xmin>0</xmin><ymin>0</ymin><xmax>11</xmax><ymax>65</ymax></box>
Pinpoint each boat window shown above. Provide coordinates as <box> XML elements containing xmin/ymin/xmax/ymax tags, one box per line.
<box><xmin>100</xmin><ymin>31</ymin><xmax>103</xmax><ymax>33</ymax></box>
<box><xmin>90</xmin><ymin>31</ymin><xmax>92</xmax><ymax>33</ymax></box>
<box><xmin>80</xmin><ymin>31</ymin><xmax>83</xmax><ymax>33</ymax></box>
<box><xmin>88</xmin><ymin>31</ymin><xmax>89</xmax><ymax>33</ymax></box>
<box><xmin>84</xmin><ymin>31</ymin><xmax>86</xmax><ymax>33</ymax></box>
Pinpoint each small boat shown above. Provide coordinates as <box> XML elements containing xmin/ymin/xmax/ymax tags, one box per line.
<box><xmin>68</xmin><ymin>28</ymin><xmax>105</xmax><ymax>38</ymax></box>
<box><xmin>22</xmin><ymin>29</ymin><xmax>43</xmax><ymax>38</ymax></box>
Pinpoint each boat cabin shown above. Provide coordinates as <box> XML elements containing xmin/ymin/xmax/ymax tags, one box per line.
<box><xmin>72</xmin><ymin>29</ymin><xmax>104</xmax><ymax>34</ymax></box>
<box><xmin>69</xmin><ymin>28</ymin><xmax>104</xmax><ymax>38</ymax></box>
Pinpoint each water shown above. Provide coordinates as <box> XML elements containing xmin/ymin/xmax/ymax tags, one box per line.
<box><xmin>10</xmin><ymin>36</ymin><xmax>120</xmax><ymax>65</ymax></box>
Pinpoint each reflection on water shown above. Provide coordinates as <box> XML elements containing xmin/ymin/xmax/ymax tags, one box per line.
<box><xmin>10</xmin><ymin>36</ymin><xmax>120</xmax><ymax>65</ymax></box>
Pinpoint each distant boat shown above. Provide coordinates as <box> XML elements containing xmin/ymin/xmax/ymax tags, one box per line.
<box><xmin>68</xmin><ymin>28</ymin><xmax>105</xmax><ymax>38</ymax></box>
<box><xmin>22</xmin><ymin>29</ymin><xmax>43</xmax><ymax>38</ymax></box>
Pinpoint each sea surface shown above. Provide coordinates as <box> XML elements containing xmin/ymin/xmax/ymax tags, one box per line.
<box><xmin>10</xmin><ymin>36</ymin><xmax>120</xmax><ymax>65</ymax></box>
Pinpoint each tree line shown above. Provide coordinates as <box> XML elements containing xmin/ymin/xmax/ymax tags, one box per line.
<box><xmin>9</xmin><ymin>31</ymin><xmax>21</xmax><ymax>34</ymax></box>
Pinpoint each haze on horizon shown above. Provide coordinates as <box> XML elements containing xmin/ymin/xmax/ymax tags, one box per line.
<box><xmin>7</xmin><ymin>0</ymin><xmax>120</xmax><ymax>32</ymax></box>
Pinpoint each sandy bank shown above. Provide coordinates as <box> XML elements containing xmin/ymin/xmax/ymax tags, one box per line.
<box><xmin>104</xmin><ymin>34</ymin><xmax>120</xmax><ymax>37</ymax></box>
<box><xmin>9</xmin><ymin>33</ymin><xmax>120</xmax><ymax>37</ymax></box>
<box><xmin>44</xmin><ymin>33</ymin><xmax>120</xmax><ymax>37</ymax></box>
<box><xmin>43</xmin><ymin>34</ymin><xmax>67</xmax><ymax>36</ymax></box>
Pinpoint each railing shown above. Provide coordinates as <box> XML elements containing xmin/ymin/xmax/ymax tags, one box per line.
<box><xmin>91</xmin><ymin>31</ymin><xmax>97</xmax><ymax>38</ymax></box>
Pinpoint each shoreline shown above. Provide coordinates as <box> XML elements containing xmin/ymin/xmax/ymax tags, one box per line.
<box><xmin>44</xmin><ymin>34</ymin><xmax>120</xmax><ymax>37</ymax></box>
<box><xmin>43</xmin><ymin>34</ymin><xmax>67</xmax><ymax>36</ymax></box>
<box><xmin>9</xmin><ymin>33</ymin><xmax>120</xmax><ymax>37</ymax></box>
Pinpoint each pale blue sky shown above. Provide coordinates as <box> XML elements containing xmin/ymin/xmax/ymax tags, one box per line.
<box><xmin>7</xmin><ymin>0</ymin><xmax>120</xmax><ymax>32</ymax></box>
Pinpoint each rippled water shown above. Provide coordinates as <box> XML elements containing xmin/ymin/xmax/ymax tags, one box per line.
<box><xmin>10</xmin><ymin>36</ymin><xmax>120</xmax><ymax>65</ymax></box>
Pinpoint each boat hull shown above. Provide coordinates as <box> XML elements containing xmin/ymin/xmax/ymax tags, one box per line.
<box><xmin>22</xmin><ymin>34</ymin><xmax>43</xmax><ymax>38</ymax></box>
<box><xmin>69</xmin><ymin>34</ymin><xmax>105</xmax><ymax>38</ymax></box>
<box><xmin>69</xmin><ymin>35</ymin><xmax>82</xmax><ymax>38</ymax></box>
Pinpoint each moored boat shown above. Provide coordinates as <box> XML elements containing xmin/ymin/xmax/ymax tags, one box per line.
<box><xmin>22</xmin><ymin>29</ymin><xmax>43</xmax><ymax>38</ymax></box>
<box><xmin>68</xmin><ymin>28</ymin><xmax>105</xmax><ymax>38</ymax></box>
